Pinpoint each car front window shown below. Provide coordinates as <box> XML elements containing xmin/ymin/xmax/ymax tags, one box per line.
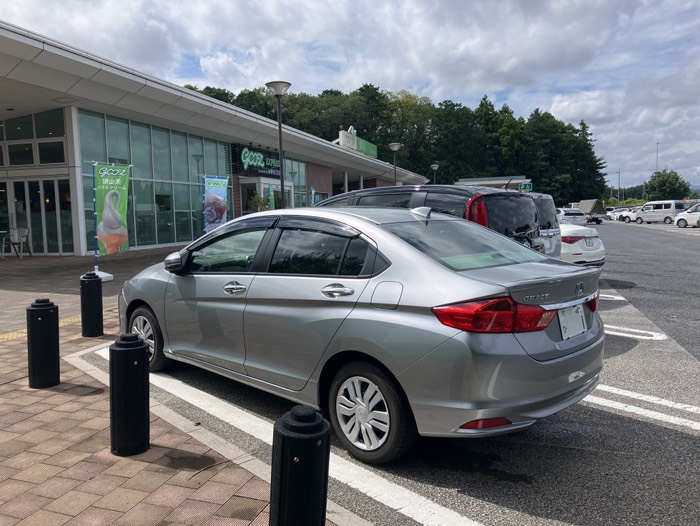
<box><xmin>189</xmin><ymin>228</ymin><xmax>267</xmax><ymax>273</ymax></box>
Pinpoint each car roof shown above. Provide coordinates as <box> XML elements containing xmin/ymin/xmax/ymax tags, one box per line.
<box><xmin>315</xmin><ymin>184</ymin><xmax>523</xmax><ymax>203</ymax></box>
<box><xmin>237</xmin><ymin>206</ymin><xmax>461</xmax><ymax>226</ymax></box>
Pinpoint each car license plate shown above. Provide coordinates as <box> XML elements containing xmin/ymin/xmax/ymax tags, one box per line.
<box><xmin>559</xmin><ymin>304</ymin><xmax>587</xmax><ymax>340</ymax></box>
<box><xmin>585</xmin><ymin>238</ymin><xmax>595</xmax><ymax>247</ymax></box>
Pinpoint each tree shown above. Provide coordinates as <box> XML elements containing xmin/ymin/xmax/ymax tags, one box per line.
<box><xmin>644</xmin><ymin>170</ymin><xmax>691</xmax><ymax>200</ymax></box>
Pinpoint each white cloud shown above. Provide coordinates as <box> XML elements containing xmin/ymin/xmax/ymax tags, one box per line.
<box><xmin>2</xmin><ymin>0</ymin><xmax>699</xmax><ymax>186</ymax></box>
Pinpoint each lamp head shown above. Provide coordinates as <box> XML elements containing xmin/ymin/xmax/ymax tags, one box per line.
<box><xmin>265</xmin><ymin>81</ymin><xmax>291</xmax><ymax>97</ymax></box>
<box><xmin>388</xmin><ymin>142</ymin><xmax>402</xmax><ymax>152</ymax></box>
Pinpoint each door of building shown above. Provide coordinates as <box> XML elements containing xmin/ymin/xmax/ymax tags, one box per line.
<box><xmin>6</xmin><ymin>179</ymin><xmax>74</xmax><ymax>255</ymax></box>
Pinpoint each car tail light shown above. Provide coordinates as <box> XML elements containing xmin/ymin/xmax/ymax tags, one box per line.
<box><xmin>466</xmin><ymin>195</ymin><xmax>488</xmax><ymax>226</ymax></box>
<box><xmin>587</xmin><ymin>297</ymin><xmax>598</xmax><ymax>312</ymax></box>
<box><xmin>561</xmin><ymin>235</ymin><xmax>584</xmax><ymax>244</ymax></box>
<box><xmin>460</xmin><ymin>417</ymin><xmax>512</xmax><ymax>430</ymax></box>
<box><xmin>432</xmin><ymin>297</ymin><xmax>556</xmax><ymax>333</ymax></box>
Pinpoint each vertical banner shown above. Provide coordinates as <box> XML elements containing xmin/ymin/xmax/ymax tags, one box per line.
<box><xmin>203</xmin><ymin>176</ymin><xmax>229</xmax><ymax>233</ymax></box>
<box><xmin>94</xmin><ymin>163</ymin><xmax>131</xmax><ymax>256</ymax></box>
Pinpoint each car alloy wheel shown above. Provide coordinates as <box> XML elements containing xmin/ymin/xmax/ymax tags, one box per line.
<box><xmin>677</xmin><ymin>219</ymin><xmax>687</xmax><ymax>228</ymax></box>
<box><xmin>329</xmin><ymin>362</ymin><xmax>416</xmax><ymax>464</ymax></box>
<box><xmin>636</xmin><ymin>217</ymin><xmax>643</xmax><ymax>224</ymax></box>
<box><xmin>129</xmin><ymin>307</ymin><xmax>169</xmax><ymax>371</ymax></box>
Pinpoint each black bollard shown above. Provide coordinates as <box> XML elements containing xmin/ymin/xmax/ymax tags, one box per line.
<box><xmin>80</xmin><ymin>271</ymin><xmax>103</xmax><ymax>337</ymax></box>
<box><xmin>26</xmin><ymin>298</ymin><xmax>60</xmax><ymax>388</ymax></box>
<box><xmin>270</xmin><ymin>405</ymin><xmax>331</xmax><ymax>526</ymax></box>
<box><xmin>109</xmin><ymin>333</ymin><xmax>150</xmax><ymax>456</ymax></box>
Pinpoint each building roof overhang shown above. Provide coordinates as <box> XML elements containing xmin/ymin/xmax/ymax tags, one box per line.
<box><xmin>0</xmin><ymin>21</ymin><xmax>426</xmax><ymax>185</ymax></box>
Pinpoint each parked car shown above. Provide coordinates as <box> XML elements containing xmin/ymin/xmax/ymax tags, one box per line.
<box><xmin>560</xmin><ymin>223</ymin><xmax>606</xmax><ymax>267</ymax></box>
<box><xmin>608</xmin><ymin>207</ymin><xmax>630</xmax><ymax>220</ymax></box>
<box><xmin>529</xmin><ymin>192</ymin><xmax>561</xmax><ymax>258</ymax></box>
<box><xmin>314</xmin><ymin>185</ymin><xmax>544</xmax><ymax>252</ymax></box>
<box><xmin>618</xmin><ymin>207</ymin><xmax>640</xmax><ymax>223</ymax></box>
<box><xmin>675</xmin><ymin>203</ymin><xmax>700</xmax><ymax>228</ymax></box>
<box><xmin>120</xmin><ymin>207</ymin><xmax>604</xmax><ymax>465</ymax></box>
<box><xmin>634</xmin><ymin>200</ymin><xmax>685</xmax><ymax>224</ymax></box>
<box><xmin>557</xmin><ymin>207</ymin><xmax>589</xmax><ymax>226</ymax></box>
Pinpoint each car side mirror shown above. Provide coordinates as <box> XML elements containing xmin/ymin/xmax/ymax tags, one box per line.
<box><xmin>164</xmin><ymin>251</ymin><xmax>186</xmax><ymax>273</ymax></box>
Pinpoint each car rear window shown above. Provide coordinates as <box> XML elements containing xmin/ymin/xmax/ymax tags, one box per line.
<box><xmin>356</xmin><ymin>193</ymin><xmax>412</xmax><ymax>207</ymax></box>
<box><xmin>481</xmin><ymin>194</ymin><xmax>538</xmax><ymax>237</ymax></box>
<box><xmin>382</xmin><ymin>218</ymin><xmax>545</xmax><ymax>271</ymax></box>
<box><xmin>533</xmin><ymin>198</ymin><xmax>558</xmax><ymax>230</ymax></box>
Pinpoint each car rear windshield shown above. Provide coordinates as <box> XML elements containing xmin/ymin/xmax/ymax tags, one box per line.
<box><xmin>482</xmin><ymin>194</ymin><xmax>538</xmax><ymax>237</ymax></box>
<box><xmin>382</xmin><ymin>218</ymin><xmax>545</xmax><ymax>271</ymax></box>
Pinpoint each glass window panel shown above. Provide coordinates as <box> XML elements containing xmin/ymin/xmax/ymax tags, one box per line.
<box><xmin>0</xmin><ymin>182</ymin><xmax>9</xmax><ymax>233</ymax></box>
<box><xmin>218</xmin><ymin>143</ymin><xmax>230</xmax><ymax>176</ymax></box>
<box><xmin>174</xmin><ymin>183</ymin><xmax>191</xmax><ymax>242</ymax></box>
<box><xmin>6</xmin><ymin>115</ymin><xmax>34</xmax><ymax>140</ymax></box>
<box><xmin>171</xmin><ymin>131</ymin><xmax>188</xmax><ymax>182</ymax></box>
<box><xmin>13</xmin><ymin>181</ymin><xmax>28</xmax><ymax>229</ymax></box>
<box><xmin>155</xmin><ymin>181</ymin><xmax>174</xmax><ymax>244</ymax></box>
<box><xmin>8</xmin><ymin>144</ymin><xmax>34</xmax><ymax>165</ymax></box>
<box><xmin>131</xmin><ymin>122</ymin><xmax>152</xmax><ymax>179</ymax></box>
<box><xmin>0</xmin><ymin>122</ymin><xmax>5</xmax><ymax>140</ymax></box>
<box><xmin>58</xmin><ymin>179</ymin><xmax>73</xmax><ymax>252</ymax></box>
<box><xmin>204</xmin><ymin>139</ymin><xmax>218</xmax><ymax>175</ymax></box>
<box><xmin>134</xmin><ymin>180</ymin><xmax>155</xmax><ymax>245</ymax></box>
<box><xmin>43</xmin><ymin>181</ymin><xmax>59</xmax><ymax>253</ymax></box>
<box><xmin>83</xmin><ymin>176</ymin><xmax>96</xmax><ymax>249</ymax></box>
<box><xmin>79</xmin><ymin>110</ymin><xmax>106</xmax><ymax>174</ymax></box>
<box><xmin>0</xmin><ymin>145</ymin><xmax>4</xmax><ymax>165</ymax></box>
<box><xmin>152</xmin><ymin>127</ymin><xmax>172</xmax><ymax>181</ymax></box>
<box><xmin>38</xmin><ymin>142</ymin><xmax>65</xmax><ymax>164</ymax></box>
<box><xmin>106</xmin><ymin>116</ymin><xmax>130</xmax><ymax>164</ymax></box>
<box><xmin>188</xmin><ymin>135</ymin><xmax>204</xmax><ymax>182</ymax></box>
<box><xmin>34</xmin><ymin>109</ymin><xmax>65</xmax><ymax>138</ymax></box>
<box><xmin>191</xmin><ymin>184</ymin><xmax>203</xmax><ymax>237</ymax></box>
<box><xmin>28</xmin><ymin>181</ymin><xmax>44</xmax><ymax>254</ymax></box>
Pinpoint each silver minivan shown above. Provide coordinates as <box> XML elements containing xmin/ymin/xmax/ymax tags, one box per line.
<box><xmin>634</xmin><ymin>200</ymin><xmax>685</xmax><ymax>224</ymax></box>
<box><xmin>529</xmin><ymin>192</ymin><xmax>561</xmax><ymax>258</ymax></box>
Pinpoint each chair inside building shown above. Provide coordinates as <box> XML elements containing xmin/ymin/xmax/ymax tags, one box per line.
<box><xmin>2</xmin><ymin>228</ymin><xmax>32</xmax><ymax>259</ymax></box>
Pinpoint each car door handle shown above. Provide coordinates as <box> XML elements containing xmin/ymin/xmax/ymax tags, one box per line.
<box><xmin>321</xmin><ymin>283</ymin><xmax>355</xmax><ymax>298</ymax></box>
<box><xmin>223</xmin><ymin>282</ymin><xmax>247</xmax><ymax>295</ymax></box>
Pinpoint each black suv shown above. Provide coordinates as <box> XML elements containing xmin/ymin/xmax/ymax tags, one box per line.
<box><xmin>315</xmin><ymin>185</ymin><xmax>543</xmax><ymax>251</ymax></box>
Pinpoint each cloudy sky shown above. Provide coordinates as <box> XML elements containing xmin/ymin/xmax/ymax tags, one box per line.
<box><xmin>3</xmin><ymin>0</ymin><xmax>699</xmax><ymax>188</ymax></box>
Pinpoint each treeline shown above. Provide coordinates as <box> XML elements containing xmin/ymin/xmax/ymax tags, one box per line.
<box><xmin>186</xmin><ymin>83</ymin><xmax>608</xmax><ymax>205</ymax></box>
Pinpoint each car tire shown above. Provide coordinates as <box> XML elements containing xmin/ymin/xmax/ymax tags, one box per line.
<box><xmin>636</xmin><ymin>217</ymin><xmax>643</xmax><ymax>224</ymax></box>
<box><xmin>128</xmin><ymin>306</ymin><xmax>169</xmax><ymax>372</ymax></box>
<box><xmin>664</xmin><ymin>217</ymin><xmax>673</xmax><ymax>224</ymax></box>
<box><xmin>677</xmin><ymin>219</ymin><xmax>687</xmax><ymax>228</ymax></box>
<box><xmin>624</xmin><ymin>217</ymin><xmax>631</xmax><ymax>223</ymax></box>
<box><xmin>328</xmin><ymin>362</ymin><xmax>416</xmax><ymax>465</ymax></box>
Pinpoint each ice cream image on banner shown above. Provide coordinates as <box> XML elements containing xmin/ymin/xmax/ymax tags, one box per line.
<box><xmin>97</xmin><ymin>190</ymin><xmax>128</xmax><ymax>254</ymax></box>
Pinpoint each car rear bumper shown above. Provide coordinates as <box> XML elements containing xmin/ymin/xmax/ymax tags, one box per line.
<box><xmin>398</xmin><ymin>331</ymin><xmax>605</xmax><ymax>437</ymax></box>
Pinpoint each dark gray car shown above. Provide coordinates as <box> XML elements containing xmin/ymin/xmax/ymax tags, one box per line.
<box><xmin>120</xmin><ymin>207</ymin><xmax>605</xmax><ymax>464</ymax></box>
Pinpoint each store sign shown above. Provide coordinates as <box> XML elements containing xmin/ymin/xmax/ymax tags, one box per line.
<box><xmin>338</xmin><ymin>126</ymin><xmax>377</xmax><ymax>159</ymax></box>
<box><xmin>240</xmin><ymin>146</ymin><xmax>280</xmax><ymax>174</ymax></box>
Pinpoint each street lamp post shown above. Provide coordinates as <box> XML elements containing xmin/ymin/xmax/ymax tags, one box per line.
<box><xmin>617</xmin><ymin>169</ymin><xmax>621</xmax><ymax>202</ymax></box>
<box><xmin>656</xmin><ymin>142</ymin><xmax>660</xmax><ymax>173</ymax></box>
<box><xmin>388</xmin><ymin>143</ymin><xmax>402</xmax><ymax>185</ymax></box>
<box><xmin>266</xmin><ymin>80</ymin><xmax>291</xmax><ymax>209</ymax></box>
<box><xmin>430</xmin><ymin>162</ymin><xmax>439</xmax><ymax>184</ymax></box>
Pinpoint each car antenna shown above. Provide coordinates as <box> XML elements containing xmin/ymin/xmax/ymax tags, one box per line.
<box><xmin>503</xmin><ymin>178</ymin><xmax>513</xmax><ymax>190</ymax></box>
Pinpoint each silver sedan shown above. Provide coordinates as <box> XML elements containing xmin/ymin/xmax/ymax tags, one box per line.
<box><xmin>120</xmin><ymin>207</ymin><xmax>605</xmax><ymax>464</ymax></box>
